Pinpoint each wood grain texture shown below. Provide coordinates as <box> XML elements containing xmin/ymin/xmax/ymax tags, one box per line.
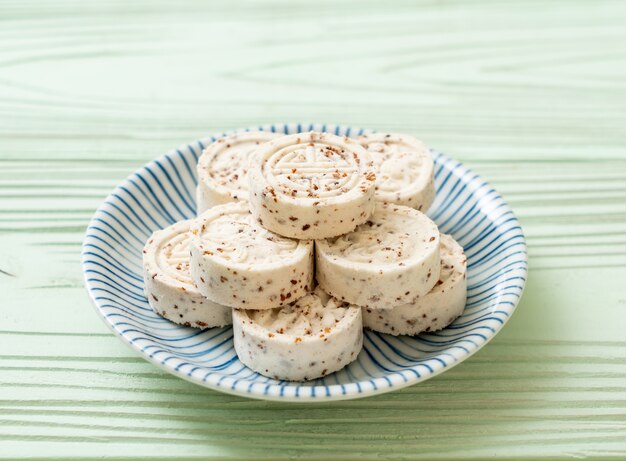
<box><xmin>1</xmin><ymin>0</ymin><xmax>625</xmax><ymax>459</ymax></box>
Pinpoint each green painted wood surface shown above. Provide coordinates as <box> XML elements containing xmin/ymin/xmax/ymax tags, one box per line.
<box><xmin>1</xmin><ymin>0</ymin><xmax>625</xmax><ymax>459</ymax></box>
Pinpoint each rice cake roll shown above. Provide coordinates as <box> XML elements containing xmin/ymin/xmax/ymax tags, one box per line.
<box><xmin>143</xmin><ymin>220</ymin><xmax>232</xmax><ymax>329</ymax></box>
<box><xmin>196</xmin><ymin>131</ymin><xmax>279</xmax><ymax>214</ymax></box>
<box><xmin>363</xmin><ymin>234</ymin><xmax>467</xmax><ymax>335</ymax></box>
<box><xmin>190</xmin><ymin>201</ymin><xmax>313</xmax><ymax>309</ymax></box>
<box><xmin>316</xmin><ymin>204</ymin><xmax>440</xmax><ymax>310</ymax></box>
<box><xmin>357</xmin><ymin>133</ymin><xmax>435</xmax><ymax>212</ymax></box>
<box><xmin>232</xmin><ymin>287</ymin><xmax>362</xmax><ymax>381</ymax></box>
<box><xmin>248</xmin><ymin>131</ymin><xmax>377</xmax><ymax>239</ymax></box>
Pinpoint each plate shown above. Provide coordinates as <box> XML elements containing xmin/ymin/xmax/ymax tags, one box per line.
<box><xmin>82</xmin><ymin>123</ymin><xmax>527</xmax><ymax>402</ymax></box>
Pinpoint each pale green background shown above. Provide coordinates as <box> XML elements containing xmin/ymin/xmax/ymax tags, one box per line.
<box><xmin>1</xmin><ymin>0</ymin><xmax>625</xmax><ymax>459</ymax></box>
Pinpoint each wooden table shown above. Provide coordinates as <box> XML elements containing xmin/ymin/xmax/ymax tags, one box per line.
<box><xmin>2</xmin><ymin>1</ymin><xmax>625</xmax><ymax>459</ymax></box>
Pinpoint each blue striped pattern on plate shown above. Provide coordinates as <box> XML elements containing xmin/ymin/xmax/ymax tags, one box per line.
<box><xmin>81</xmin><ymin>123</ymin><xmax>527</xmax><ymax>402</ymax></box>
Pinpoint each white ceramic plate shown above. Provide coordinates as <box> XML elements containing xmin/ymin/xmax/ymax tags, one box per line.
<box><xmin>82</xmin><ymin>123</ymin><xmax>527</xmax><ymax>402</ymax></box>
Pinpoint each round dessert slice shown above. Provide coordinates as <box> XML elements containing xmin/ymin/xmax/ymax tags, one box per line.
<box><xmin>316</xmin><ymin>204</ymin><xmax>440</xmax><ymax>310</ymax></box>
<box><xmin>363</xmin><ymin>234</ymin><xmax>467</xmax><ymax>335</ymax></box>
<box><xmin>248</xmin><ymin>131</ymin><xmax>377</xmax><ymax>239</ymax></box>
<box><xmin>196</xmin><ymin>131</ymin><xmax>279</xmax><ymax>214</ymax></box>
<box><xmin>232</xmin><ymin>287</ymin><xmax>363</xmax><ymax>381</ymax></box>
<box><xmin>357</xmin><ymin>133</ymin><xmax>435</xmax><ymax>211</ymax></box>
<box><xmin>190</xmin><ymin>201</ymin><xmax>314</xmax><ymax>309</ymax></box>
<box><xmin>143</xmin><ymin>219</ymin><xmax>232</xmax><ymax>329</ymax></box>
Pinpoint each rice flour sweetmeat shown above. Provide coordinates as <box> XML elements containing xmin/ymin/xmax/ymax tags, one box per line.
<box><xmin>190</xmin><ymin>201</ymin><xmax>314</xmax><ymax>309</ymax></box>
<box><xmin>363</xmin><ymin>234</ymin><xmax>467</xmax><ymax>335</ymax></box>
<box><xmin>357</xmin><ymin>133</ymin><xmax>435</xmax><ymax>212</ymax></box>
<box><xmin>232</xmin><ymin>287</ymin><xmax>362</xmax><ymax>381</ymax></box>
<box><xmin>316</xmin><ymin>204</ymin><xmax>440</xmax><ymax>310</ymax></box>
<box><xmin>196</xmin><ymin>131</ymin><xmax>279</xmax><ymax>213</ymax></box>
<box><xmin>248</xmin><ymin>131</ymin><xmax>377</xmax><ymax>239</ymax></box>
<box><xmin>143</xmin><ymin>219</ymin><xmax>232</xmax><ymax>328</ymax></box>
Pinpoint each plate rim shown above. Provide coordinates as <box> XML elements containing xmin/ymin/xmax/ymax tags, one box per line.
<box><xmin>81</xmin><ymin>122</ymin><xmax>528</xmax><ymax>402</ymax></box>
